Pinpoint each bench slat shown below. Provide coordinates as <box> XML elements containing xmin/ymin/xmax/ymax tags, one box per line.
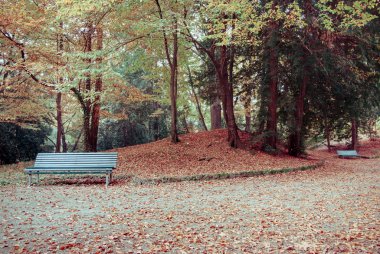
<box><xmin>35</xmin><ymin>159</ymin><xmax>117</xmax><ymax>162</ymax></box>
<box><xmin>37</xmin><ymin>153</ymin><xmax>117</xmax><ymax>155</ymax></box>
<box><xmin>34</xmin><ymin>164</ymin><xmax>116</xmax><ymax>167</ymax></box>
<box><xmin>36</xmin><ymin>155</ymin><xmax>117</xmax><ymax>158</ymax></box>
<box><xmin>34</xmin><ymin>165</ymin><xmax>116</xmax><ymax>166</ymax></box>
<box><xmin>37</xmin><ymin>155</ymin><xmax>117</xmax><ymax>158</ymax></box>
<box><xmin>36</xmin><ymin>156</ymin><xmax>117</xmax><ymax>160</ymax></box>
<box><xmin>26</xmin><ymin>169</ymin><xmax>112</xmax><ymax>173</ymax></box>
<box><xmin>26</xmin><ymin>170</ymin><xmax>112</xmax><ymax>173</ymax></box>
<box><xmin>27</xmin><ymin>166</ymin><xmax>114</xmax><ymax>169</ymax></box>
<box><xmin>34</xmin><ymin>160</ymin><xmax>117</xmax><ymax>163</ymax></box>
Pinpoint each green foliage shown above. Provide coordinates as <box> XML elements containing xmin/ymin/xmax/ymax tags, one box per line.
<box><xmin>1</xmin><ymin>0</ymin><xmax>379</xmax><ymax>155</ymax></box>
<box><xmin>316</xmin><ymin>0</ymin><xmax>378</xmax><ymax>31</ymax></box>
<box><xmin>0</xmin><ymin>123</ymin><xmax>51</xmax><ymax>164</ymax></box>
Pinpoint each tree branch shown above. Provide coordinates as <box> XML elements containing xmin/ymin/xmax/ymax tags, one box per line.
<box><xmin>155</xmin><ymin>0</ymin><xmax>173</xmax><ymax>68</ymax></box>
<box><xmin>0</xmin><ymin>29</ymin><xmax>54</xmax><ymax>88</ymax></box>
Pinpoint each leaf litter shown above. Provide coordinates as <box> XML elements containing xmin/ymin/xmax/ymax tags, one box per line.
<box><xmin>0</xmin><ymin>133</ymin><xmax>379</xmax><ymax>253</ymax></box>
<box><xmin>112</xmin><ymin>129</ymin><xmax>317</xmax><ymax>180</ymax></box>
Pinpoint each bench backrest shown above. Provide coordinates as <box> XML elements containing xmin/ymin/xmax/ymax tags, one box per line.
<box><xmin>337</xmin><ymin>150</ymin><xmax>358</xmax><ymax>157</ymax></box>
<box><xmin>34</xmin><ymin>152</ymin><xmax>118</xmax><ymax>168</ymax></box>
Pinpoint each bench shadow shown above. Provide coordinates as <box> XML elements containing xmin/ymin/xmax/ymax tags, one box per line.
<box><xmin>35</xmin><ymin>175</ymin><xmax>131</xmax><ymax>186</ymax></box>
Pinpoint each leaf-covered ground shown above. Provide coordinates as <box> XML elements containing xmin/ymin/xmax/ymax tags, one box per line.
<box><xmin>112</xmin><ymin>130</ymin><xmax>317</xmax><ymax>180</ymax></box>
<box><xmin>1</xmin><ymin>137</ymin><xmax>379</xmax><ymax>253</ymax></box>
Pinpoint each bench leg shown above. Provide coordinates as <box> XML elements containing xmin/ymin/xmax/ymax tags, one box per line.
<box><xmin>28</xmin><ymin>174</ymin><xmax>32</xmax><ymax>187</ymax></box>
<box><xmin>110</xmin><ymin>173</ymin><xmax>112</xmax><ymax>184</ymax></box>
<box><xmin>106</xmin><ymin>174</ymin><xmax>109</xmax><ymax>187</ymax></box>
<box><xmin>37</xmin><ymin>174</ymin><xmax>40</xmax><ymax>184</ymax></box>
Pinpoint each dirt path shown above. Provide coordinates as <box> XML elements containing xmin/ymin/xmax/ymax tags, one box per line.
<box><xmin>1</xmin><ymin>156</ymin><xmax>379</xmax><ymax>253</ymax></box>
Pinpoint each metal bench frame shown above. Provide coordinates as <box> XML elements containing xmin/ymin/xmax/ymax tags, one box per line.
<box><xmin>24</xmin><ymin>152</ymin><xmax>118</xmax><ymax>187</ymax></box>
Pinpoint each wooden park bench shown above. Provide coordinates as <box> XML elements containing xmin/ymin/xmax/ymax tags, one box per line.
<box><xmin>24</xmin><ymin>152</ymin><xmax>118</xmax><ymax>187</ymax></box>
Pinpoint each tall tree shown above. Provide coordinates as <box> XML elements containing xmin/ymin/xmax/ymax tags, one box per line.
<box><xmin>184</xmin><ymin>5</ymin><xmax>241</xmax><ymax>147</ymax></box>
<box><xmin>187</xmin><ymin>65</ymin><xmax>208</xmax><ymax>131</ymax></box>
<box><xmin>155</xmin><ymin>0</ymin><xmax>180</xmax><ymax>143</ymax></box>
<box><xmin>89</xmin><ymin>24</ymin><xmax>103</xmax><ymax>151</ymax></box>
<box><xmin>262</xmin><ymin>0</ymin><xmax>280</xmax><ymax>150</ymax></box>
<box><xmin>56</xmin><ymin>22</ymin><xmax>66</xmax><ymax>153</ymax></box>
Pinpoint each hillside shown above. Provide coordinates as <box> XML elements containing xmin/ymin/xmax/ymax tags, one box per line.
<box><xmin>113</xmin><ymin>129</ymin><xmax>316</xmax><ymax>179</ymax></box>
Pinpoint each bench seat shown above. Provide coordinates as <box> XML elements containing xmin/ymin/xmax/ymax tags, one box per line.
<box><xmin>24</xmin><ymin>152</ymin><xmax>118</xmax><ymax>187</ymax></box>
<box><xmin>337</xmin><ymin>150</ymin><xmax>359</xmax><ymax>158</ymax></box>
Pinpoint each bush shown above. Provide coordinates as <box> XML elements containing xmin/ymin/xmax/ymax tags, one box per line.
<box><xmin>0</xmin><ymin>123</ymin><xmax>51</xmax><ymax>164</ymax></box>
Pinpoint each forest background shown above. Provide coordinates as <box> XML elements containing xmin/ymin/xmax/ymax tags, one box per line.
<box><xmin>0</xmin><ymin>0</ymin><xmax>379</xmax><ymax>164</ymax></box>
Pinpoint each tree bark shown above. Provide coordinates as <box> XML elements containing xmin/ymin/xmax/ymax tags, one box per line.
<box><xmin>288</xmin><ymin>68</ymin><xmax>308</xmax><ymax>157</ymax></box>
<box><xmin>265</xmin><ymin>20</ymin><xmax>279</xmax><ymax>150</ymax></box>
<box><xmin>245</xmin><ymin>114</ymin><xmax>251</xmax><ymax>133</ymax></box>
<box><xmin>211</xmin><ymin>98</ymin><xmax>222</xmax><ymax>129</ymax></box>
<box><xmin>351</xmin><ymin>118</ymin><xmax>358</xmax><ymax>150</ymax></box>
<box><xmin>71</xmin><ymin>129</ymin><xmax>83</xmax><ymax>152</ymax></box>
<box><xmin>89</xmin><ymin>24</ymin><xmax>103</xmax><ymax>152</ymax></box>
<box><xmin>61</xmin><ymin>125</ymin><xmax>68</xmax><ymax>152</ymax></box>
<box><xmin>182</xmin><ymin>116</ymin><xmax>190</xmax><ymax>133</ymax></box>
<box><xmin>55</xmin><ymin>22</ymin><xmax>64</xmax><ymax>153</ymax></box>
<box><xmin>262</xmin><ymin>0</ymin><xmax>280</xmax><ymax>150</ymax></box>
<box><xmin>324</xmin><ymin>116</ymin><xmax>331</xmax><ymax>152</ymax></box>
<box><xmin>155</xmin><ymin>0</ymin><xmax>179</xmax><ymax>143</ymax></box>
<box><xmin>187</xmin><ymin>65</ymin><xmax>208</xmax><ymax>131</ymax></box>
<box><xmin>83</xmin><ymin>23</ymin><xmax>93</xmax><ymax>152</ymax></box>
<box><xmin>55</xmin><ymin>92</ymin><xmax>62</xmax><ymax>152</ymax></box>
<box><xmin>169</xmin><ymin>19</ymin><xmax>179</xmax><ymax>143</ymax></box>
<box><xmin>244</xmin><ymin>95</ymin><xmax>251</xmax><ymax>132</ymax></box>
<box><xmin>216</xmin><ymin>45</ymin><xmax>240</xmax><ymax>148</ymax></box>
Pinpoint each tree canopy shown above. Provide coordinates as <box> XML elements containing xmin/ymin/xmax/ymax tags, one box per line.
<box><xmin>0</xmin><ymin>0</ymin><xmax>379</xmax><ymax>163</ymax></box>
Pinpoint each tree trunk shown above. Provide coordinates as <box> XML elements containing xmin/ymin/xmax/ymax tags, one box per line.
<box><xmin>82</xmin><ymin>23</ymin><xmax>93</xmax><ymax>152</ymax></box>
<box><xmin>265</xmin><ymin>21</ymin><xmax>279</xmax><ymax>150</ymax></box>
<box><xmin>244</xmin><ymin>96</ymin><xmax>251</xmax><ymax>132</ymax></box>
<box><xmin>55</xmin><ymin>92</ymin><xmax>62</xmax><ymax>153</ymax></box>
<box><xmin>155</xmin><ymin>0</ymin><xmax>179</xmax><ymax>143</ymax></box>
<box><xmin>263</xmin><ymin>0</ymin><xmax>279</xmax><ymax>150</ymax></box>
<box><xmin>62</xmin><ymin>126</ymin><xmax>68</xmax><ymax>152</ymax></box>
<box><xmin>169</xmin><ymin>74</ymin><xmax>179</xmax><ymax>143</ymax></box>
<box><xmin>288</xmin><ymin>61</ymin><xmax>308</xmax><ymax>157</ymax></box>
<box><xmin>187</xmin><ymin>65</ymin><xmax>208</xmax><ymax>131</ymax></box>
<box><xmin>351</xmin><ymin>118</ymin><xmax>358</xmax><ymax>150</ymax></box>
<box><xmin>169</xmin><ymin>22</ymin><xmax>179</xmax><ymax>143</ymax></box>
<box><xmin>83</xmin><ymin>109</ymin><xmax>91</xmax><ymax>151</ymax></box>
<box><xmin>182</xmin><ymin>116</ymin><xmax>190</xmax><ymax>133</ymax></box>
<box><xmin>183</xmin><ymin>12</ymin><xmax>239</xmax><ymax>147</ymax></box>
<box><xmin>89</xmin><ymin>25</ymin><xmax>103</xmax><ymax>152</ymax></box>
<box><xmin>223</xmin><ymin>74</ymin><xmax>240</xmax><ymax>148</ymax></box>
<box><xmin>55</xmin><ymin>22</ymin><xmax>64</xmax><ymax>153</ymax></box>
<box><xmin>211</xmin><ymin>98</ymin><xmax>222</xmax><ymax>129</ymax></box>
<box><xmin>71</xmin><ymin>129</ymin><xmax>83</xmax><ymax>152</ymax></box>
<box><xmin>257</xmin><ymin>98</ymin><xmax>266</xmax><ymax>134</ymax></box>
<box><xmin>245</xmin><ymin>114</ymin><xmax>251</xmax><ymax>133</ymax></box>
<box><xmin>216</xmin><ymin>45</ymin><xmax>240</xmax><ymax>148</ymax></box>
<box><xmin>325</xmin><ymin>117</ymin><xmax>331</xmax><ymax>152</ymax></box>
